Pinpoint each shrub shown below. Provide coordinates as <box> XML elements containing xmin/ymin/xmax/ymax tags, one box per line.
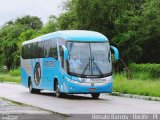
<box><xmin>129</xmin><ymin>63</ymin><xmax>160</xmax><ymax>79</ymax></box>
<box><xmin>9</xmin><ymin>68</ymin><xmax>20</xmax><ymax>76</ymax></box>
<box><xmin>0</xmin><ymin>66</ymin><xmax>4</xmax><ymax>73</ymax></box>
<box><xmin>113</xmin><ymin>73</ymin><xmax>160</xmax><ymax>97</ymax></box>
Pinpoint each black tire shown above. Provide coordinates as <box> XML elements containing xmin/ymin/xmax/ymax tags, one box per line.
<box><xmin>29</xmin><ymin>81</ymin><xmax>40</xmax><ymax>94</ymax></box>
<box><xmin>55</xmin><ymin>81</ymin><xmax>63</xmax><ymax>98</ymax></box>
<box><xmin>91</xmin><ymin>93</ymin><xmax>100</xmax><ymax>99</ymax></box>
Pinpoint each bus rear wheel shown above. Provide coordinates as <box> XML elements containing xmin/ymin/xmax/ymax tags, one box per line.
<box><xmin>91</xmin><ymin>93</ymin><xmax>100</xmax><ymax>99</ymax></box>
<box><xmin>29</xmin><ymin>81</ymin><xmax>40</xmax><ymax>94</ymax></box>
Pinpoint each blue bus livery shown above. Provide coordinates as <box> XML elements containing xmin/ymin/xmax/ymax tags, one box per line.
<box><xmin>21</xmin><ymin>30</ymin><xmax>119</xmax><ymax>99</ymax></box>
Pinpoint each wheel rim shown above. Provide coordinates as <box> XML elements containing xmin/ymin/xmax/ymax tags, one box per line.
<box><xmin>29</xmin><ymin>83</ymin><xmax>32</xmax><ymax>92</ymax></box>
<box><xmin>56</xmin><ymin>84</ymin><xmax>59</xmax><ymax>97</ymax></box>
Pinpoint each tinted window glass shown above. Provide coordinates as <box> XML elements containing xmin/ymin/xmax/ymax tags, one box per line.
<box><xmin>37</xmin><ymin>42</ymin><xmax>43</xmax><ymax>58</ymax></box>
<box><xmin>22</xmin><ymin>45</ymin><xmax>27</xmax><ymax>59</ymax></box>
<box><xmin>22</xmin><ymin>39</ymin><xmax>58</xmax><ymax>59</ymax></box>
<box><xmin>58</xmin><ymin>38</ymin><xmax>66</xmax><ymax>46</ymax></box>
<box><xmin>30</xmin><ymin>43</ymin><xmax>35</xmax><ymax>58</ymax></box>
<box><xmin>49</xmin><ymin>39</ymin><xmax>57</xmax><ymax>58</ymax></box>
<box><xmin>44</xmin><ymin>41</ymin><xmax>50</xmax><ymax>57</ymax></box>
<box><xmin>27</xmin><ymin>44</ymin><xmax>31</xmax><ymax>59</ymax></box>
<box><xmin>59</xmin><ymin>46</ymin><xmax>64</xmax><ymax>68</ymax></box>
<box><xmin>35</xmin><ymin>42</ymin><xmax>39</xmax><ymax>58</ymax></box>
<box><xmin>28</xmin><ymin>44</ymin><xmax>31</xmax><ymax>58</ymax></box>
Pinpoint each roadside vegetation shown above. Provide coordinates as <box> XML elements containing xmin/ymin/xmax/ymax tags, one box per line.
<box><xmin>0</xmin><ymin>68</ymin><xmax>20</xmax><ymax>83</ymax></box>
<box><xmin>113</xmin><ymin>74</ymin><xmax>160</xmax><ymax>97</ymax></box>
<box><xmin>113</xmin><ymin>63</ymin><xmax>160</xmax><ymax>97</ymax></box>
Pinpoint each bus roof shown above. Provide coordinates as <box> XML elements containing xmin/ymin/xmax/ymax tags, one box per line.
<box><xmin>22</xmin><ymin>30</ymin><xmax>108</xmax><ymax>45</ymax></box>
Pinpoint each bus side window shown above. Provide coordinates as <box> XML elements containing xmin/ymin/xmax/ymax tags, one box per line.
<box><xmin>58</xmin><ymin>38</ymin><xmax>66</xmax><ymax>46</ymax></box>
<box><xmin>59</xmin><ymin>46</ymin><xmax>64</xmax><ymax>68</ymax></box>
<box><xmin>44</xmin><ymin>41</ymin><xmax>50</xmax><ymax>58</ymax></box>
<box><xmin>49</xmin><ymin>39</ymin><xmax>58</xmax><ymax>59</ymax></box>
<box><xmin>22</xmin><ymin>45</ymin><xmax>26</xmax><ymax>59</ymax></box>
<box><xmin>38</xmin><ymin>42</ymin><xmax>43</xmax><ymax>58</ymax></box>
<box><xmin>30</xmin><ymin>43</ymin><xmax>35</xmax><ymax>58</ymax></box>
<box><xmin>34</xmin><ymin>42</ymin><xmax>38</xmax><ymax>58</ymax></box>
<box><xmin>27</xmin><ymin>44</ymin><xmax>31</xmax><ymax>59</ymax></box>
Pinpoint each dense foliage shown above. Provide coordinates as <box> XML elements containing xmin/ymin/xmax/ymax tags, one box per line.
<box><xmin>0</xmin><ymin>0</ymin><xmax>160</xmax><ymax>70</ymax></box>
<box><xmin>129</xmin><ymin>63</ymin><xmax>160</xmax><ymax>78</ymax></box>
<box><xmin>0</xmin><ymin>15</ymin><xmax>56</xmax><ymax>69</ymax></box>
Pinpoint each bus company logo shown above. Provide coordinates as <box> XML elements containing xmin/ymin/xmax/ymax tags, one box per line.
<box><xmin>81</xmin><ymin>78</ymin><xmax>87</xmax><ymax>82</ymax></box>
<box><xmin>91</xmin><ymin>83</ymin><xmax>94</xmax><ymax>86</ymax></box>
<box><xmin>34</xmin><ymin>62</ymin><xmax>41</xmax><ymax>86</ymax></box>
<box><xmin>44</xmin><ymin>61</ymin><xmax>55</xmax><ymax>68</ymax></box>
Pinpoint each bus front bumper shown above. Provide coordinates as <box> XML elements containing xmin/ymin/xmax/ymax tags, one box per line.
<box><xmin>64</xmin><ymin>81</ymin><xmax>112</xmax><ymax>94</ymax></box>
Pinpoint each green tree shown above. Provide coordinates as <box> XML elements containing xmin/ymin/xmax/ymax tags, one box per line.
<box><xmin>0</xmin><ymin>24</ymin><xmax>27</xmax><ymax>69</ymax></box>
<box><xmin>15</xmin><ymin>15</ymin><xmax>43</xmax><ymax>30</ymax></box>
<box><xmin>137</xmin><ymin>0</ymin><xmax>160</xmax><ymax>63</ymax></box>
<box><xmin>112</xmin><ymin>0</ymin><xmax>144</xmax><ymax>63</ymax></box>
<box><xmin>0</xmin><ymin>15</ymin><xmax>42</xmax><ymax>69</ymax></box>
<box><xmin>58</xmin><ymin>12</ymin><xmax>78</xmax><ymax>30</ymax></box>
<box><xmin>40</xmin><ymin>15</ymin><xmax>57</xmax><ymax>34</ymax></box>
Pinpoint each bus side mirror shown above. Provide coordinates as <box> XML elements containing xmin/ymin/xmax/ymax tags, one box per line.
<box><xmin>111</xmin><ymin>46</ymin><xmax>119</xmax><ymax>60</ymax></box>
<box><xmin>61</xmin><ymin>45</ymin><xmax>69</xmax><ymax>60</ymax></box>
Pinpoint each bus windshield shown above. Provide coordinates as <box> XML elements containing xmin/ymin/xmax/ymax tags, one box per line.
<box><xmin>67</xmin><ymin>42</ymin><xmax>112</xmax><ymax>77</ymax></box>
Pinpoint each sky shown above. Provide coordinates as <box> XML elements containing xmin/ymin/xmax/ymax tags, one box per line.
<box><xmin>0</xmin><ymin>0</ymin><xmax>67</xmax><ymax>26</ymax></box>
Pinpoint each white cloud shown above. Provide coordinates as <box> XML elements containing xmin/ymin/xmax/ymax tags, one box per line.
<box><xmin>0</xmin><ymin>0</ymin><xmax>66</xmax><ymax>26</ymax></box>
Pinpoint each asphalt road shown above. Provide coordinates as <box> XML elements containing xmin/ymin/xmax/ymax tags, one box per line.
<box><xmin>0</xmin><ymin>83</ymin><xmax>160</xmax><ymax>115</ymax></box>
<box><xmin>0</xmin><ymin>98</ymin><xmax>66</xmax><ymax>120</ymax></box>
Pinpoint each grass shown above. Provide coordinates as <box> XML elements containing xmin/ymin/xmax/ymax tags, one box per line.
<box><xmin>0</xmin><ymin>72</ymin><xmax>20</xmax><ymax>83</ymax></box>
<box><xmin>0</xmin><ymin>68</ymin><xmax>20</xmax><ymax>83</ymax></box>
<box><xmin>113</xmin><ymin>73</ymin><xmax>160</xmax><ymax>97</ymax></box>
<box><xmin>9</xmin><ymin>68</ymin><xmax>20</xmax><ymax>76</ymax></box>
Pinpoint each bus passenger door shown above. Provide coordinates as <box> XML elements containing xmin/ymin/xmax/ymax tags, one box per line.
<box><xmin>59</xmin><ymin>46</ymin><xmax>67</xmax><ymax>72</ymax></box>
<box><xmin>58</xmin><ymin>45</ymin><xmax>69</xmax><ymax>92</ymax></box>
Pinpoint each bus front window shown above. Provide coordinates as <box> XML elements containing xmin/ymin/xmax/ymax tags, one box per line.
<box><xmin>67</xmin><ymin>42</ymin><xmax>112</xmax><ymax>77</ymax></box>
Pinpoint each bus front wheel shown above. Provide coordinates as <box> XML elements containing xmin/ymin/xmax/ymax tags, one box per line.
<box><xmin>55</xmin><ymin>81</ymin><xmax>63</xmax><ymax>98</ymax></box>
<box><xmin>91</xmin><ymin>93</ymin><xmax>100</xmax><ymax>99</ymax></box>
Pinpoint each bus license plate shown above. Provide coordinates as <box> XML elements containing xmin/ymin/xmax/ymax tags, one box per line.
<box><xmin>82</xmin><ymin>78</ymin><xmax>106</xmax><ymax>83</ymax></box>
<box><xmin>89</xmin><ymin>88</ymin><xmax>96</xmax><ymax>91</ymax></box>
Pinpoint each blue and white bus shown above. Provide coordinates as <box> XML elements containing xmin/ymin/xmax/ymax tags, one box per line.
<box><xmin>21</xmin><ymin>30</ymin><xmax>119</xmax><ymax>99</ymax></box>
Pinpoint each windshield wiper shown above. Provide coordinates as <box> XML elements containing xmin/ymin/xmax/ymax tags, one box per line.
<box><xmin>93</xmin><ymin>60</ymin><xmax>104</xmax><ymax>77</ymax></box>
<box><xmin>81</xmin><ymin>57</ymin><xmax>90</xmax><ymax>77</ymax></box>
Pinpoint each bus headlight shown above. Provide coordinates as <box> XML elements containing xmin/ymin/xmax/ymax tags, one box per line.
<box><xmin>65</xmin><ymin>77</ymin><xmax>79</xmax><ymax>84</ymax></box>
<box><xmin>105</xmin><ymin>78</ymin><xmax>112</xmax><ymax>84</ymax></box>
